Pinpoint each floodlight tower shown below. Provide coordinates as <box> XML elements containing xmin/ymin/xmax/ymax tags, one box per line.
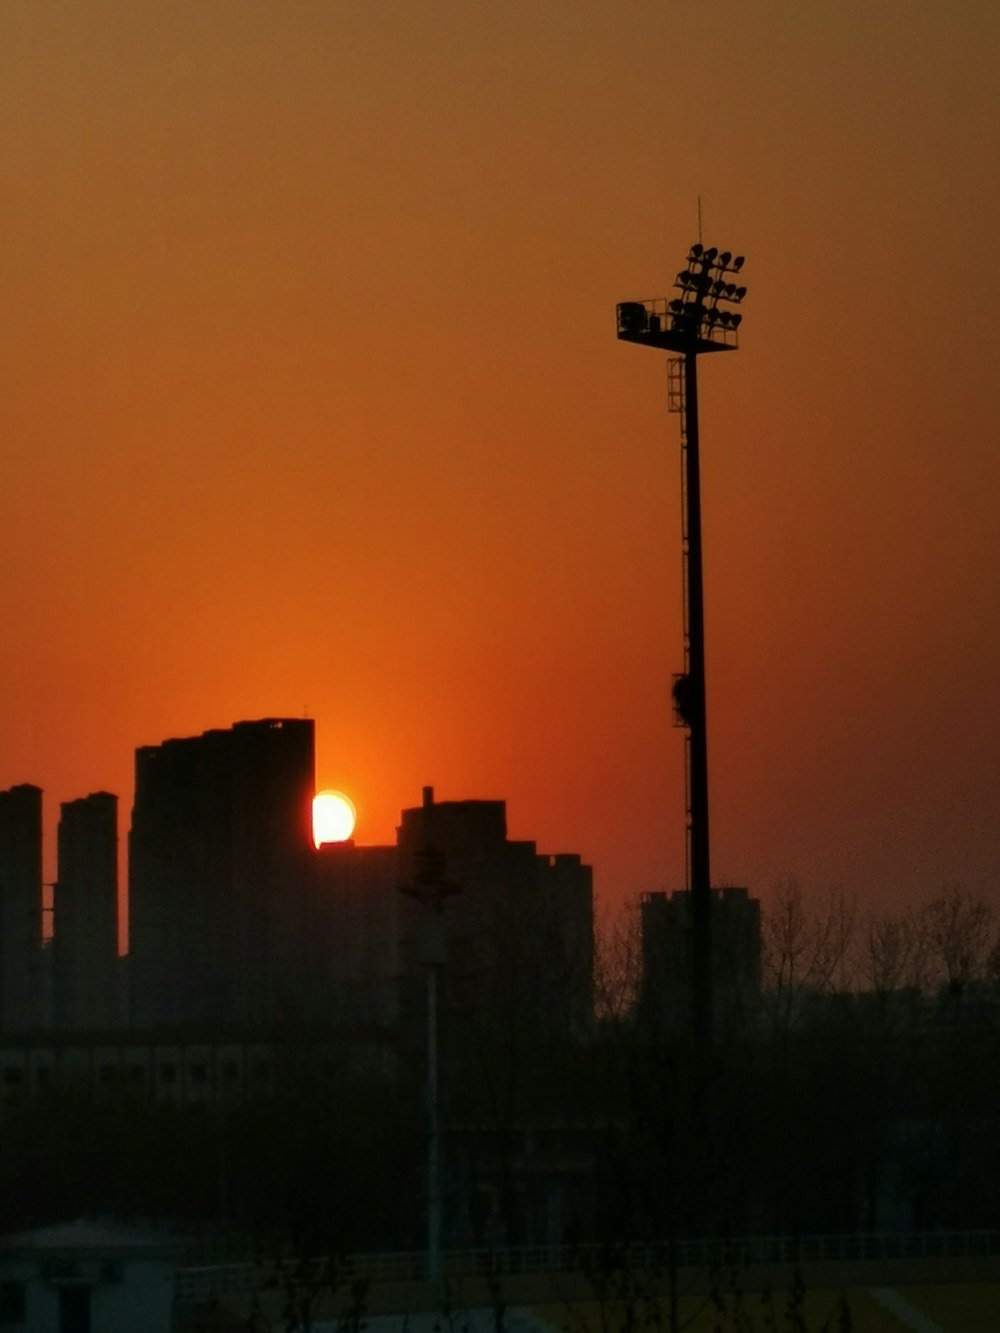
<box><xmin>617</xmin><ymin>244</ymin><xmax>747</xmax><ymax>1050</ymax></box>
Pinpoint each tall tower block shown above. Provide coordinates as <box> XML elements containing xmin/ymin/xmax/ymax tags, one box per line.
<box><xmin>54</xmin><ymin>792</ymin><xmax>120</xmax><ymax>1031</ymax></box>
<box><xmin>128</xmin><ymin>718</ymin><xmax>315</xmax><ymax>1030</ymax></box>
<box><xmin>0</xmin><ymin>785</ymin><xmax>44</xmax><ymax>1032</ymax></box>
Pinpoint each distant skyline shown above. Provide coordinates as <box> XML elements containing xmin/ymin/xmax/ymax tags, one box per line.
<box><xmin>2</xmin><ymin>2</ymin><xmax>1000</xmax><ymax>914</ymax></box>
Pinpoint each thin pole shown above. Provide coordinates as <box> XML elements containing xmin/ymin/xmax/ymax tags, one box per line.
<box><xmin>683</xmin><ymin>349</ymin><xmax>713</xmax><ymax>1051</ymax></box>
<box><xmin>426</xmin><ymin>958</ymin><xmax>441</xmax><ymax>1281</ymax></box>
<box><xmin>402</xmin><ymin>787</ymin><xmax>454</xmax><ymax>1286</ymax></box>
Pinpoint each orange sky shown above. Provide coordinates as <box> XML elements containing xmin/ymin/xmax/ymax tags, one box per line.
<box><xmin>2</xmin><ymin>1</ymin><xmax>1000</xmax><ymax>925</ymax></box>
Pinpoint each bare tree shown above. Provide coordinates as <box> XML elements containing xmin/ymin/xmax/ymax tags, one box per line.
<box><xmin>861</xmin><ymin>911</ymin><xmax>916</xmax><ymax>996</ymax></box>
<box><xmin>760</xmin><ymin>880</ymin><xmax>856</xmax><ymax>1032</ymax></box>
<box><xmin>593</xmin><ymin>899</ymin><xmax>643</xmax><ymax>1028</ymax></box>
<box><xmin>919</xmin><ymin>886</ymin><xmax>996</xmax><ymax>996</ymax></box>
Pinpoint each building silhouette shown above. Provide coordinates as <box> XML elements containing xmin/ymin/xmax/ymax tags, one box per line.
<box><xmin>639</xmin><ymin>885</ymin><xmax>762</xmax><ymax>1036</ymax></box>
<box><xmin>0</xmin><ymin>721</ymin><xmax>594</xmax><ymax>1055</ymax></box>
<box><xmin>0</xmin><ymin>785</ymin><xmax>44</xmax><ymax>1033</ymax></box>
<box><xmin>311</xmin><ymin>841</ymin><xmax>399</xmax><ymax>1027</ymax></box>
<box><xmin>128</xmin><ymin>718</ymin><xmax>316</xmax><ymax>1030</ymax></box>
<box><xmin>397</xmin><ymin>787</ymin><xmax>594</xmax><ymax>1044</ymax></box>
<box><xmin>53</xmin><ymin>793</ymin><xmax>120</xmax><ymax>1031</ymax></box>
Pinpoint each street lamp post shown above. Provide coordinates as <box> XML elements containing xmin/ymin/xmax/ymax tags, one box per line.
<box><xmin>617</xmin><ymin>245</ymin><xmax>747</xmax><ymax>1051</ymax></box>
<box><xmin>401</xmin><ymin>790</ymin><xmax>458</xmax><ymax>1283</ymax></box>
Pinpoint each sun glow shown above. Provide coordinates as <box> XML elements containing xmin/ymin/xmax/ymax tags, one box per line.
<box><xmin>312</xmin><ymin>790</ymin><xmax>357</xmax><ymax>846</ymax></box>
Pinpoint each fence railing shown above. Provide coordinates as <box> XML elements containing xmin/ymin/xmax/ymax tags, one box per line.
<box><xmin>174</xmin><ymin>1230</ymin><xmax>1000</xmax><ymax>1308</ymax></box>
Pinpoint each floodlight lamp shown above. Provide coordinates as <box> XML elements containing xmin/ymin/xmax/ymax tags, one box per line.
<box><xmin>704</xmin><ymin>246</ymin><xmax>718</xmax><ymax>262</ymax></box>
<box><xmin>724</xmin><ymin>283</ymin><xmax>736</xmax><ymax>298</ymax></box>
<box><xmin>690</xmin><ymin>242</ymin><xmax>703</xmax><ymax>258</ymax></box>
<box><xmin>735</xmin><ymin>286</ymin><xmax>747</xmax><ymax>301</ymax></box>
<box><xmin>730</xmin><ymin>312</ymin><xmax>742</xmax><ymax>328</ymax></box>
<box><xmin>618</xmin><ymin>302</ymin><xmax>648</xmax><ymax>336</ymax></box>
<box><xmin>669</xmin><ymin>298</ymin><xmax>685</xmax><ymax>314</ymax></box>
<box><xmin>732</xmin><ymin>256</ymin><xmax>745</xmax><ymax>271</ymax></box>
<box><xmin>712</xmin><ymin>280</ymin><xmax>725</xmax><ymax>296</ymax></box>
<box><xmin>719</xmin><ymin>251</ymin><xmax>732</xmax><ymax>267</ymax></box>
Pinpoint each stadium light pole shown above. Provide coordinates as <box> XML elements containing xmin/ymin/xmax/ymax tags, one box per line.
<box><xmin>616</xmin><ymin>244</ymin><xmax>747</xmax><ymax>1051</ymax></box>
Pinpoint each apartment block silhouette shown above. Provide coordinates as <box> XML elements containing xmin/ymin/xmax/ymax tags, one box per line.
<box><xmin>639</xmin><ymin>885</ymin><xmax>762</xmax><ymax>1035</ymax></box>
<box><xmin>0</xmin><ymin>785</ymin><xmax>44</xmax><ymax>1032</ymax></box>
<box><xmin>53</xmin><ymin>793</ymin><xmax>120</xmax><ymax>1032</ymax></box>
<box><xmin>0</xmin><ymin>721</ymin><xmax>593</xmax><ymax>1043</ymax></box>
<box><xmin>397</xmin><ymin>787</ymin><xmax>594</xmax><ymax>1043</ymax></box>
<box><xmin>128</xmin><ymin>718</ymin><xmax>316</xmax><ymax>1030</ymax></box>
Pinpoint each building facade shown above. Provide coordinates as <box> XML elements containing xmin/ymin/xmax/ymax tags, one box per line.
<box><xmin>52</xmin><ymin>792</ymin><xmax>120</xmax><ymax>1032</ymax></box>
<box><xmin>0</xmin><ymin>785</ymin><xmax>44</xmax><ymax>1033</ymax></box>
<box><xmin>311</xmin><ymin>841</ymin><xmax>399</xmax><ymax>1027</ymax></box>
<box><xmin>639</xmin><ymin>885</ymin><xmax>762</xmax><ymax>1036</ymax></box>
<box><xmin>128</xmin><ymin>719</ymin><xmax>316</xmax><ymax>1030</ymax></box>
<box><xmin>396</xmin><ymin>787</ymin><xmax>594</xmax><ymax>1045</ymax></box>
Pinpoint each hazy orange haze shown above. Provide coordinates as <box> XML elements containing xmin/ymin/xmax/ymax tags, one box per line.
<box><xmin>2</xmin><ymin>1</ymin><xmax>1000</xmax><ymax>930</ymax></box>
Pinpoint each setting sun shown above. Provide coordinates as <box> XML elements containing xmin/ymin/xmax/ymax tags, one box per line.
<box><xmin>312</xmin><ymin>790</ymin><xmax>356</xmax><ymax>846</ymax></box>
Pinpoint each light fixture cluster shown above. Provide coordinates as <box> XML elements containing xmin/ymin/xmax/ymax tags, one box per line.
<box><xmin>615</xmin><ymin>243</ymin><xmax>747</xmax><ymax>353</ymax></box>
<box><xmin>668</xmin><ymin>243</ymin><xmax>747</xmax><ymax>344</ymax></box>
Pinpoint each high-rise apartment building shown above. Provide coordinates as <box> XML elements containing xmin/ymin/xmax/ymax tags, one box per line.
<box><xmin>128</xmin><ymin>719</ymin><xmax>315</xmax><ymax>1030</ymax></box>
<box><xmin>128</xmin><ymin>723</ymin><xmax>595</xmax><ymax>1043</ymax></box>
<box><xmin>53</xmin><ymin>793</ymin><xmax>120</xmax><ymax>1031</ymax></box>
<box><xmin>0</xmin><ymin>785</ymin><xmax>44</xmax><ymax>1033</ymax></box>
<box><xmin>396</xmin><ymin>788</ymin><xmax>594</xmax><ymax>1043</ymax></box>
